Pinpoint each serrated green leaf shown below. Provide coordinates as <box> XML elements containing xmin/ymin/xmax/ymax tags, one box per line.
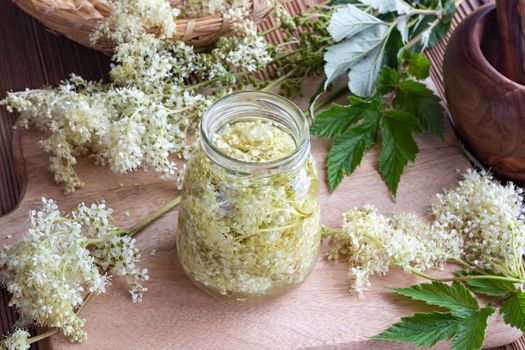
<box><xmin>310</xmin><ymin>104</ymin><xmax>363</xmax><ymax>138</ymax></box>
<box><xmin>396</xmin><ymin>18</ymin><xmax>409</xmax><ymax>44</ymax></box>
<box><xmin>327</xmin><ymin>4</ymin><xmax>387</xmax><ymax>42</ymax></box>
<box><xmin>394</xmin><ymin>80</ymin><xmax>444</xmax><ymax>139</ymax></box>
<box><xmin>456</xmin><ymin>271</ymin><xmax>516</xmax><ymax>298</ymax></box>
<box><xmin>373</xmin><ymin>312</ymin><xmax>459</xmax><ymax>347</ymax></box>
<box><xmin>500</xmin><ymin>290</ymin><xmax>525</xmax><ymax>333</ymax></box>
<box><xmin>324</xmin><ymin>5</ymin><xmax>392</xmax><ymax>96</ymax></box>
<box><xmin>411</xmin><ymin>0</ymin><xmax>456</xmax><ymax>50</ymax></box>
<box><xmin>327</xmin><ymin>111</ymin><xmax>380</xmax><ymax>191</ymax></box>
<box><xmin>402</xmin><ymin>51</ymin><xmax>430</xmax><ymax>80</ymax></box>
<box><xmin>378</xmin><ymin>111</ymin><xmax>420</xmax><ymax>197</ymax></box>
<box><xmin>360</xmin><ymin>0</ymin><xmax>413</xmax><ymax>14</ymax></box>
<box><xmin>348</xmin><ymin>44</ymin><xmax>388</xmax><ymax>97</ymax></box>
<box><xmin>392</xmin><ymin>281</ymin><xmax>479</xmax><ymax>318</ymax></box>
<box><xmin>451</xmin><ymin>306</ymin><xmax>495</xmax><ymax>350</ymax></box>
<box><xmin>383</xmin><ymin>27</ymin><xmax>403</xmax><ymax>67</ymax></box>
<box><xmin>376</xmin><ymin>67</ymin><xmax>399</xmax><ymax>95</ymax></box>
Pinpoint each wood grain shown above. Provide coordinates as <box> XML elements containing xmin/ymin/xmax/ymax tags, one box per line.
<box><xmin>443</xmin><ymin>3</ymin><xmax>525</xmax><ymax>184</ymax></box>
<box><xmin>495</xmin><ymin>0</ymin><xmax>525</xmax><ymax>84</ymax></box>
<box><xmin>0</xmin><ymin>0</ymin><xmax>524</xmax><ymax>348</ymax></box>
<box><xmin>0</xmin><ymin>78</ymin><xmax>522</xmax><ymax>349</ymax></box>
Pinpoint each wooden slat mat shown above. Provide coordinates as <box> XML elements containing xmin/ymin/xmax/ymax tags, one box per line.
<box><xmin>0</xmin><ymin>0</ymin><xmax>522</xmax><ymax>348</ymax></box>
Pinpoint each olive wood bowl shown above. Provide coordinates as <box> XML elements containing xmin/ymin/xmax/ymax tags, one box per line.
<box><xmin>444</xmin><ymin>4</ymin><xmax>525</xmax><ymax>183</ymax></box>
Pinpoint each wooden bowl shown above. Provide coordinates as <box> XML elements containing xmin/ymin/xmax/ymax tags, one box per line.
<box><xmin>444</xmin><ymin>4</ymin><xmax>525</xmax><ymax>183</ymax></box>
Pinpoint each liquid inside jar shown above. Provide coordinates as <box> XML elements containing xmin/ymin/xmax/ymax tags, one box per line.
<box><xmin>176</xmin><ymin>116</ymin><xmax>320</xmax><ymax>302</ymax></box>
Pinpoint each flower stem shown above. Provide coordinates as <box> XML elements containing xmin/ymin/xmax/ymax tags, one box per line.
<box><xmin>262</xmin><ymin>68</ymin><xmax>298</xmax><ymax>92</ymax></box>
<box><xmin>129</xmin><ymin>196</ymin><xmax>181</xmax><ymax>237</ymax></box>
<box><xmin>401</xmin><ymin>17</ymin><xmax>440</xmax><ymax>51</ymax></box>
<box><xmin>23</xmin><ymin>196</ymin><xmax>181</xmax><ymax>345</ymax></box>
<box><xmin>320</xmin><ymin>224</ymin><xmax>343</xmax><ymax>238</ymax></box>
<box><xmin>410</xmin><ymin>269</ymin><xmax>525</xmax><ymax>284</ymax></box>
<box><xmin>306</xmin><ymin>85</ymin><xmax>348</xmax><ymax>118</ymax></box>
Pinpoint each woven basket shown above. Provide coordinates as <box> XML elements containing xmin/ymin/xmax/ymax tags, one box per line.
<box><xmin>12</xmin><ymin>0</ymin><xmax>273</xmax><ymax>53</ymax></box>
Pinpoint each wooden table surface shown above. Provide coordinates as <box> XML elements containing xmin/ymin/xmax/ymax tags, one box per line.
<box><xmin>0</xmin><ymin>0</ymin><xmax>523</xmax><ymax>349</ymax></box>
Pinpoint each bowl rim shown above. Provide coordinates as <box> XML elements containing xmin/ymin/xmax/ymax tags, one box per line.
<box><xmin>468</xmin><ymin>4</ymin><xmax>525</xmax><ymax>90</ymax></box>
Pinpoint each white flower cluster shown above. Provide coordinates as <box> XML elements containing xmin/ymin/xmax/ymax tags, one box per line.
<box><xmin>326</xmin><ymin>169</ymin><xmax>525</xmax><ymax>296</ymax></box>
<box><xmin>433</xmin><ymin>169</ymin><xmax>525</xmax><ymax>277</ymax></box>
<box><xmin>1</xmin><ymin>329</ymin><xmax>30</xmax><ymax>350</ymax></box>
<box><xmin>325</xmin><ymin>205</ymin><xmax>462</xmax><ymax>297</ymax></box>
<box><xmin>0</xmin><ymin>199</ymin><xmax>147</xmax><ymax>342</ymax></box>
<box><xmin>1</xmin><ymin>0</ymin><xmax>275</xmax><ymax>193</ymax></box>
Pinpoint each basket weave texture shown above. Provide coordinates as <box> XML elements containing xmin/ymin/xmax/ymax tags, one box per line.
<box><xmin>12</xmin><ymin>0</ymin><xmax>273</xmax><ymax>53</ymax></box>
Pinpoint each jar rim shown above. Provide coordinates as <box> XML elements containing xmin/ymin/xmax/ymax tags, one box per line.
<box><xmin>200</xmin><ymin>91</ymin><xmax>310</xmax><ymax>174</ymax></box>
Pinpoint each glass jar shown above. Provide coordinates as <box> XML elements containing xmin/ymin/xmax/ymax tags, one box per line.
<box><xmin>176</xmin><ymin>91</ymin><xmax>320</xmax><ymax>303</ymax></box>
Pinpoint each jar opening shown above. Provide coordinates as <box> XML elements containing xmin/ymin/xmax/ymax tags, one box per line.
<box><xmin>200</xmin><ymin>91</ymin><xmax>310</xmax><ymax>174</ymax></box>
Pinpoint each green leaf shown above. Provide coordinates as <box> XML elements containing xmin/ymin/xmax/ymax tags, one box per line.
<box><xmin>392</xmin><ymin>281</ymin><xmax>479</xmax><ymax>318</ymax></box>
<box><xmin>327</xmin><ymin>4</ymin><xmax>387</xmax><ymax>42</ymax></box>
<box><xmin>394</xmin><ymin>80</ymin><xmax>444</xmax><ymax>139</ymax></box>
<box><xmin>324</xmin><ymin>5</ymin><xmax>392</xmax><ymax>96</ymax></box>
<box><xmin>327</xmin><ymin>109</ymin><xmax>380</xmax><ymax>191</ymax></box>
<box><xmin>500</xmin><ymin>290</ymin><xmax>525</xmax><ymax>333</ymax></box>
<box><xmin>310</xmin><ymin>104</ymin><xmax>363</xmax><ymax>138</ymax></box>
<box><xmin>360</xmin><ymin>0</ymin><xmax>413</xmax><ymax>14</ymax></box>
<box><xmin>396</xmin><ymin>18</ymin><xmax>409</xmax><ymax>44</ymax></box>
<box><xmin>376</xmin><ymin>67</ymin><xmax>399</xmax><ymax>95</ymax></box>
<box><xmin>378</xmin><ymin>111</ymin><xmax>420</xmax><ymax>197</ymax></box>
<box><xmin>402</xmin><ymin>51</ymin><xmax>430</xmax><ymax>80</ymax></box>
<box><xmin>456</xmin><ymin>271</ymin><xmax>516</xmax><ymax>298</ymax></box>
<box><xmin>411</xmin><ymin>0</ymin><xmax>456</xmax><ymax>50</ymax></box>
<box><xmin>373</xmin><ymin>312</ymin><xmax>459</xmax><ymax>347</ymax></box>
<box><xmin>451</xmin><ymin>307</ymin><xmax>495</xmax><ymax>350</ymax></box>
<box><xmin>346</xmin><ymin>36</ymin><xmax>390</xmax><ymax>97</ymax></box>
<box><xmin>383</xmin><ymin>27</ymin><xmax>403</xmax><ymax>67</ymax></box>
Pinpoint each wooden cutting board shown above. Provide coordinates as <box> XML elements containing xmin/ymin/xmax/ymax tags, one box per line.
<box><xmin>0</xmin><ymin>78</ymin><xmax>521</xmax><ymax>350</ymax></box>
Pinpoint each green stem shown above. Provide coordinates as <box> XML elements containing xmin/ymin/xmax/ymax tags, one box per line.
<box><xmin>309</xmin><ymin>85</ymin><xmax>348</xmax><ymax>116</ymax></box>
<box><xmin>85</xmin><ymin>238</ymin><xmax>104</xmax><ymax>246</ymax></box>
<box><xmin>320</xmin><ymin>224</ymin><xmax>343</xmax><ymax>238</ymax></box>
<box><xmin>411</xmin><ymin>269</ymin><xmax>525</xmax><ymax>284</ymax></box>
<box><xmin>188</xmin><ymin>71</ymin><xmax>249</xmax><ymax>91</ymax></box>
<box><xmin>277</xmin><ymin>40</ymin><xmax>300</xmax><ymax>48</ymax></box>
<box><xmin>261</xmin><ymin>25</ymin><xmax>282</xmax><ymax>36</ymax></box>
<box><xmin>403</xmin><ymin>9</ymin><xmax>442</xmax><ymax>18</ymax></box>
<box><xmin>129</xmin><ymin>196</ymin><xmax>181</xmax><ymax>236</ymax></box>
<box><xmin>450</xmin><ymin>258</ymin><xmax>472</xmax><ymax>268</ymax></box>
<box><xmin>402</xmin><ymin>17</ymin><xmax>440</xmax><ymax>51</ymax></box>
<box><xmin>262</xmin><ymin>68</ymin><xmax>298</xmax><ymax>92</ymax></box>
<box><xmin>27</xmin><ymin>330</ymin><xmax>57</xmax><ymax>345</ymax></box>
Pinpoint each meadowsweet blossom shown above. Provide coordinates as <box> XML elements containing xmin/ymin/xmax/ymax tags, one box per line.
<box><xmin>325</xmin><ymin>169</ymin><xmax>525</xmax><ymax>296</ymax></box>
<box><xmin>325</xmin><ymin>205</ymin><xmax>462</xmax><ymax>297</ymax></box>
<box><xmin>1</xmin><ymin>0</ymin><xmax>276</xmax><ymax>193</ymax></box>
<box><xmin>1</xmin><ymin>329</ymin><xmax>30</xmax><ymax>350</ymax></box>
<box><xmin>0</xmin><ymin>199</ymin><xmax>147</xmax><ymax>341</ymax></box>
<box><xmin>432</xmin><ymin>169</ymin><xmax>525</xmax><ymax>277</ymax></box>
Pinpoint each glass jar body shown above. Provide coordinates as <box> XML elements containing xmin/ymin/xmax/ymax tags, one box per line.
<box><xmin>176</xmin><ymin>149</ymin><xmax>320</xmax><ymax>302</ymax></box>
<box><xmin>175</xmin><ymin>91</ymin><xmax>320</xmax><ymax>303</ymax></box>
